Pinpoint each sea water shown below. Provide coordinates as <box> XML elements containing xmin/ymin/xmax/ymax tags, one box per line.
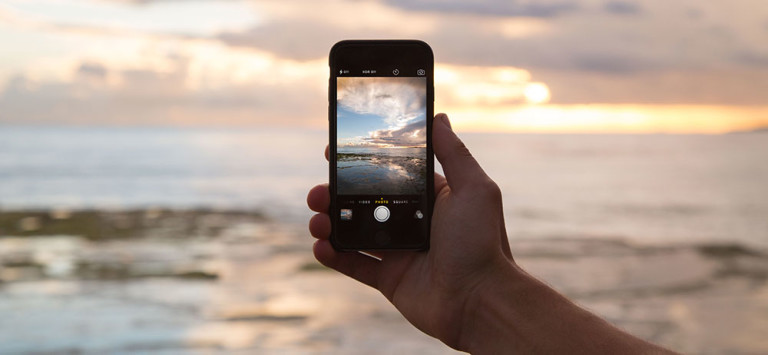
<box><xmin>1</xmin><ymin>126</ymin><xmax>766</xmax><ymax>247</ymax></box>
<box><xmin>2</xmin><ymin>126</ymin><xmax>768</xmax><ymax>353</ymax></box>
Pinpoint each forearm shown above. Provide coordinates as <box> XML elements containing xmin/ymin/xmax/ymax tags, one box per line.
<box><xmin>460</xmin><ymin>262</ymin><xmax>674</xmax><ymax>354</ymax></box>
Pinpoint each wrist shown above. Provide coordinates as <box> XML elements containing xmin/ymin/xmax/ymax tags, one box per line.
<box><xmin>458</xmin><ymin>261</ymin><xmax>671</xmax><ymax>354</ymax></box>
<box><xmin>455</xmin><ymin>258</ymin><xmax>527</xmax><ymax>353</ymax></box>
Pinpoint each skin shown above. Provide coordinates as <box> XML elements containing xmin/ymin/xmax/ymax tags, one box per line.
<box><xmin>308</xmin><ymin>113</ymin><xmax>675</xmax><ymax>354</ymax></box>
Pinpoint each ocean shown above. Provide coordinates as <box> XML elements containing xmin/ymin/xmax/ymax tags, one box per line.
<box><xmin>337</xmin><ymin>146</ymin><xmax>426</xmax><ymax>158</ymax></box>
<box><xmin>0</xmin><ymin>126</ymin><xmax>326</xmax><ymax>220</ymax></box>
<box><xmin>1</xmin><ymin>126</ymin><xmax>767</xmax><ymax>247</ymax></box>
<box><xmin>1</xmin><ymin>126</ymin><xmax>767</xmax><ymax>353</ymax></box>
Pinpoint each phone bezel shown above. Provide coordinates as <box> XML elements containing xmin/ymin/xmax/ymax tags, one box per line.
<box><xmin>328</xmin><ymin>40</ymin><xmax>434</xmax><ymax>251</ymax></box>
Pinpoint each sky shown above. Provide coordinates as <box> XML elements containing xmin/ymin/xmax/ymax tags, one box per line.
<box><xmin>1</xmin><ymin>0</ymin><xmax>767</xmax><ymax>133</ymax></box>
<box><xmin>337</xmin><ymin>77</ymin><xmax>426</xmax><ymax>147</ymax></box>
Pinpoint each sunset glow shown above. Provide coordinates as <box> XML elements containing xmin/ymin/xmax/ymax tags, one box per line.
<box><xmin>524</xmin><ymin>83</ymin><xmax>551</xmax><ymax>104</ymax></box>
<box><xmin>440</xmin><ymin>104</ymin><xmax>768</xmax><ymax>134</ymax></box>
<box><xmin>1</xmin><ymin>0</ymin><xmax>766</xmax><ymax>133</ymax></box>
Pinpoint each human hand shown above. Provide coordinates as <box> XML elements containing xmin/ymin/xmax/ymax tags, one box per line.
<box><xmin>307</xmin><ymin>113</ymin><xmax>515</xmax><ymax>350</ymax></box>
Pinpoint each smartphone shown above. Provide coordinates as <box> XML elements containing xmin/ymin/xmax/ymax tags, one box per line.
<box><xmin>329</xmin><ymin>40</ymin><xmax>434</xmax><ymax>251</ymax></box>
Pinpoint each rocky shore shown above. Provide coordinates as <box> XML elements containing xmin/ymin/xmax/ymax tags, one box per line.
<box><xmin>0</xmin><ymin>209</ymin><xmax>766</xmax><ymax>353</ymax></box>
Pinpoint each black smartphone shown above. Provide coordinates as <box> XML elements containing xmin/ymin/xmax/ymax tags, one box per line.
<box><xmin>329</xmin><ymin>40</ymin><xmax>434</xmax><ymax>251</ymax></box>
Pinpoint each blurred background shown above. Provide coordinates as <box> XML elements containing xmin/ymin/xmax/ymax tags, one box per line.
<box><xmin>1</xmin><ymin>0</ymin><xmax>767</xmax><ymax>353</ymax></box>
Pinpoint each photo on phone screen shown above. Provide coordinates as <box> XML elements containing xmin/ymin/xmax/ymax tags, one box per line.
<box><xmin>337</xmin><ymin>77</ymin><xmax>427</xmax><ymax>195</ymax></box>
<box><xmin>329</xmin><ymin>40</ymin><xmax>433</xmax><ymax>250</ymax></box>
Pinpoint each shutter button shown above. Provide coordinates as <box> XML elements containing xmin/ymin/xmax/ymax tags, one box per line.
<box><xmin>373</xmin><ymin>206</ymin><xmax>390</xmax><ymax>222</ymax></box>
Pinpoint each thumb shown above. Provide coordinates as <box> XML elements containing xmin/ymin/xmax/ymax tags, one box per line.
<box><xmin>432</xmin><ymin>113</ymin><xmax>489</xmax><ymax>193</ymax></box>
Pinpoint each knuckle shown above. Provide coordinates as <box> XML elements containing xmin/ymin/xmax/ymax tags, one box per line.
<box><xmin>455</xmin><ymin>141</ymin><xmax>473</xmax><ymax>158</ymax></box>
<box><xmin>478</xmin><ymin>179</ymin><xmax>502</xmax><ymax>201</ymax></box>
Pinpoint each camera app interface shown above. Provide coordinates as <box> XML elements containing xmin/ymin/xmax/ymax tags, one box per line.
<box><xmin>336</xmin><ymin>75</ymin><xmax>428</xmax><ymax>246</ymax></box>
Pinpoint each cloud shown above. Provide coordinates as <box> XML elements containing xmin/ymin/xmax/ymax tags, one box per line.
<box><xmin>364</xmin><ymin>119</ymin><xmax>427</xmax><ymax>147</ymax></box>
<box><xmin>527</xmin><ymin>67</ymin><xmax>768</xmax><ymax>105</ymax></box>
<box><xmin>338</xmin><ymin>77</ymin><xmax>426</xmax><ymax>127</ymax></box>
<box><xmin>77</xmin><ymin>62</ymin><xmax>108</xmax><ymax>79</ymax></box>
<box><xmin>733</xmin><ymin>51</ymin><xmax>768</xmax><ymax>68</ymax></box>
<box><xmin>217</xmin><ymin>20</ymin><xmax>351</xmax><ymax>61</ymax></box>
<box><xmin>381</xmin><ymin>0</ymin><xmax>580</xmax><ymax>18</ymax></box>
<box><xmin>337</xmin><ymin>77</ymin><xmax>427</xmax><ymax>147</ymax></box>
<box><xmin>204</xmin><ymin>0</ymin><xmax>761</xmax><ymax>78</ymax></box>
<box><xmin>603</xmin><ymin>1</ymin><xmax>642</xmax><ymax>15</ymax></box>
<box><xmin>216</xmin><ymin>1</ymin><xmax>440</xmax><ymax>61</ymax></box>
<box><xmin>2</xmin><ymin>0</ymin><xmax>768</xmax><ymax>129</ymax></box>
<box><xmin>108</xmin><ymin>0</ymin><xmax>579</xmax><ymax>18</ymax></box>
<box><xmin>2</xmin><ymin>0</ymin><xmax>257</xmax><ymax>37</ymax></box>
<box><xmin>0</xmin><ymin>55</ymin><xmax>325</xmax><ymax>127</ymax></box>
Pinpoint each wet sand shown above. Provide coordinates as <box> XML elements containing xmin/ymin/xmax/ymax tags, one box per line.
<box><xmin>337</xmin><ymin>153</ymin><xmax>426</xmax><ymax>195</ymax></box>
<box><xmin>1</xmin><ymin>209</ymin><xmax>767</xmax><ymax>353</ymax></box>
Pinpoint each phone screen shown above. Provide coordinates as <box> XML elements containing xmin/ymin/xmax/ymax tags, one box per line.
<box><xmin>330</xmin><ymin>41</ymin><xmax>433</xmax><ymax>250</ymax></box>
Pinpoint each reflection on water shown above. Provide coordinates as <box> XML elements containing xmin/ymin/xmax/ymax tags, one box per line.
<box><xmin>338</xmin><ymin>146</ymin><xmax>425</xmax><ymax>158</ymax></box>
<box><xmin>0</xmin><ymin>209</ymin><xmax>450</xmax><ymax>353</ymax></box>
<box><xmin>337</xmin><ymin>149</ymin><xmax>427</xmax><ymax>195</ymax></box>
<box><xmin>1</xmin><ymin>209</ymin><xmax>767</xmax><ymax>353</ymax></box>
<box><xmin>1</xmin><ymin>128</ymin><xmax>768</xmax><ymax>352</ymax></box>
